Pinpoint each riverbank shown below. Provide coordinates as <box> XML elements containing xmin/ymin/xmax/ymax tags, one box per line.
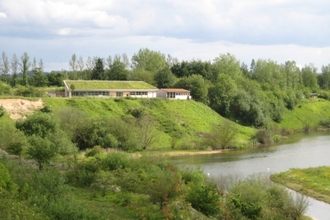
<box><xmin>270</xmin><ymin>166</ymin><xmax>330</xmax><ymax>204</ymax></box>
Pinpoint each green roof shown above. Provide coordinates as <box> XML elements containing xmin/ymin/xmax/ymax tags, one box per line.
<box><xmin>64</xmin><ymin>80</ymin><xmax>157</xmax><ymax>90</ymax></box>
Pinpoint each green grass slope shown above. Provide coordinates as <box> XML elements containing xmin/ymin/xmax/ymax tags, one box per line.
<box><xmin>43</xmin><ymin>97</ymin><xmax>255</xmax><ymax>149</ymax></box>
<box><xmin>278</xmin><ymin>98</ymin><xmax>330</xmax><ymax>130</ymax></box>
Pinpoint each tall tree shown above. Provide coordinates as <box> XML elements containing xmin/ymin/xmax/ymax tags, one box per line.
<box><xmin>11</xmin><ymin>54</ymin><xmax>19</xmax><ymax>86</ymax></box>
<box><xmin>131</xmin><ymin>48</ymin><xmax>167</xmax><ymax>74</ymax></box>
<box><xmin>20</xmin><ymin>52</ymin><xmax>30</xmax><ymax>86</ymax></box>
<box><xmin>1</xmin><ymin>52</ymin><xmax>10</xmax><ymax>75</ymax></box>
<box><xmin>212</xmin><ymin>53</ymin><xmax>242</xmax><ymax>81</ymax></box>
<box><xmin>107</xmin><ymin>59</ymin><xmax>129</xmax><ymax>80</ymax></box>
<box><xmin>320</xmin><ymin>64</ymin><xmax>330</xmax><ymax>90</ymax></box>
<box><xmin>77</xmin><ymin>56</ymin><xmax>84</xmax><ymax>72</ymax></box>
<box><xmin>91</xmin><ymin>58</ymin><xmax>105</xmax><ymax>80</ymax></box>
<box><xmin>301</xmin><ymin>64</ymin><xmax>319</xmax><ymax>91</ymax></box>
<box><xmin>69</xmin><ymin>54</ymin><xmax>78</xmax><ymax>80</ymax></box>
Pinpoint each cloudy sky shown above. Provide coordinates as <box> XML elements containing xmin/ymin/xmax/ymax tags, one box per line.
<box><xmin>0</xmin><ymin>0</ymin><xmax>330</xmax><ymax>72</ymax></box>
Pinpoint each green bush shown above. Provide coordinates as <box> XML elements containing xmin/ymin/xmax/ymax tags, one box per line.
<box><xmin>100</xmin><ymin>151</ymin><xmax>129</xmax><ymax>171</ymax></box>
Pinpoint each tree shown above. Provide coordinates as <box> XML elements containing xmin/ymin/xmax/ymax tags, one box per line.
<box><xmin>320</xmin><ymin>64</ymin><xmax>330</xmax><ymax>90</ymax></box>
<box><xmin>212</xmin><ymin>53</ymin><xmax>242</xmax><ymax>81</ymax></box>
<box><xmin>27</xmin><ymin>135</ymin><xmax>57</xmax><ymax>170</ymax></box>
<box><xmin>137</xmin><ymin>114</ymin><xmax>157</xmax><ymax>150</ymax></box>
<box><xmin>175</xmin><ymin>74</ymin><xmax>208</xmax><ymax>103</ymax></box>
<box><xmin>205</xmin><ymin>121</ymin><xmax>237</xmax><ymax>149</ymax></box>
<box><xmin>154</xmin><ymin>67</ymin><xmax>176</xmax><ymax>88</ymax></box>
<box><xmin>15</xmin><ymin>112</ymin><xmax>56</xmax><ymax>138</ymax></box>
<box><xmin>20</xmin><ymin>52</ymin><xmax>30</xmax><ymax>86</ymax></box>
<box><xmin>107</xmin><ymin>59</ymin><xmax>129</xmax><ymax>80</ymax></box>
<box><xmin>91</xmin><ymin>58</ymin><xmax>105</xmax><ymax>80</ymax></box>
<box><xmin>31</xmin><ymin>58</ymin><xmax>47</xmax><ymax>87</ymax></box>
<box><xmin>77</xmin><ymin>56</ymin><xmax>84</xmax><ymax>72</ymax></box>
<box><xmin>301</xmin><ymin>64</ymin><xmax>319</xmax><ymax>91</ymax></box>
<box><xmin>1</xmin><ymin>51</ymin><xmax>10</xmax><ymax>75</ymax></box>
<box><xmin>131</xmin><ymin>48</ymin><xmax>167</xmax><ymax>74</ymax></box>
<box><xmin>69</xmin><ymin>54</ymin><xmax>78</xmax><ymax>80</ymax></box>
<box><xmin>208</xmin><ymin>74</ymin><xmax>238</xmax><ymax>116</ymax></box>
<box><xmin>11</xmin><ymin>54</ymin><xmax>19</xmax><ymax>86</ymax></box>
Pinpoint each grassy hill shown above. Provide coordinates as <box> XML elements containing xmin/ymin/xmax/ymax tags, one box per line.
<box><xmin>43</xmin><ymin>97</ymin><xmax>255</xmax><ymax>150</ymax></box>
<box><xmin>278</xmin><ymin>98</ymin><xmax>330</xmax><ymax>131</ymax></box>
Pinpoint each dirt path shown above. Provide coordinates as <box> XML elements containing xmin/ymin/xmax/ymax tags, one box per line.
<box><xmin>0</xmin><ymin>98</ymin><xmax>43</xmax><ymax>119</ymax></box>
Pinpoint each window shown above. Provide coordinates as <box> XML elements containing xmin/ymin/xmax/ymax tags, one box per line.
<box><xmin>130</xmin><ymin>91</ymin><xmax>136</xmax><ymax>95</ymax></box>
<box><xmin>116</xmin><ymin>92</ymin><xmax>123</xmax><ymax>97</ymax></box>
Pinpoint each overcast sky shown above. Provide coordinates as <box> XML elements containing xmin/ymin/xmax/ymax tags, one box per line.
<box><xmin>1</xmin><ymin>0</ymin><xmax>330</xmax><ymax>72</ymax></box>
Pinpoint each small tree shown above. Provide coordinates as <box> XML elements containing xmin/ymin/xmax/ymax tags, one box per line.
<box><xmin>27</xmin><ymin>136</ymin><xmax>57</xmax><ymax>170</ymax></box>
<box><xmin>206</xmin><ymin>120</ymin><xmax>237</xmax><ymax>149</ymax></box>
<box><xmin>137</xmin><ymin>114</ymin><xmax>157</xmax><ymax>150</ymax></box>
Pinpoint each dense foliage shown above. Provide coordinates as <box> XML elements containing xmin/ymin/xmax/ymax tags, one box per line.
<box><xmin>1</xmin><ymin>49</ymin><xmax>330</xmax><ymax>128</ymax></box>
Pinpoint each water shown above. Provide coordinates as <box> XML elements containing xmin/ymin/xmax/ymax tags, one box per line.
<box><xmin>168</xmin><ymin>132</ymin><xmax>330</xmax><ymax>220</ymax></box>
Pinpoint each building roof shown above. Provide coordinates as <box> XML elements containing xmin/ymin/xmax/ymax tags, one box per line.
<box><xmin>160</xmin><ymin>88</ymin><xmax>190</xmax><ymax>93</ymax></box>
<box><xmin>64</xmin><ymin>80</ymin><xmax>158</xmax><ymax>90</ymax></box>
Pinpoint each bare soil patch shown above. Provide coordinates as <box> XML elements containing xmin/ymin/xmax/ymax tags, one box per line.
<box><xmin>0</xmin><ymin>98</ymin><xmax>43</xmax><ymax>119</ymax></box>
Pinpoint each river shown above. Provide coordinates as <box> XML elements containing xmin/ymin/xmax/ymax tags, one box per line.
<box><xmin>168</xmin><ymin>132</ymin><xmax>330</xmax><ymax>220</ymax></box>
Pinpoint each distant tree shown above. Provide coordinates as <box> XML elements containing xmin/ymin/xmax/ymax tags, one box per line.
<box><xmin>171</xmin><ymin>61</ymin><xmax>189</xmax><ymax>78</ymax></box>
<box><xmin>11</xmin><ymin>54</ymin><xmax>19</xmax><ymax>86</ymax></box>
<box><xmin>212</xmin><ymin>53</ymin><xmax>242</xmax><ymax>81</ymax></box>
<box><xmin>320</xmin><ymin>64</ymin><xmax>330</xmax><ymax>90</ymax></box>
<box><xmin>20</xmin><ymin>52</ymin><xmax>30</xmax><ymax>86</ymax></box>
<box><xmin>47</xmin><ymin>72</ymin><xmax>64</xmax><ymax>86</ymax></box>
<box><xmin>77</xmin><ymin>56</ymin><xmax>84</xmax><ymax>72</ymax></box>
<box><xmin>154</xmin><ymin>66</ymin><xmax>176</xmax><ymax>88</ymax></box>
<box><xmin>91</xmin><ymin>58</ymin><xmax>105</xmax><ymax>80</ymax></box>
<box><xmin>1</xmin><ymin>51</ymin><xmax>10</xmax><ymax>75</ymax></box>
<box><xmin>130</xmin><ymin>68</ymin><xmax>155</xmax><ymax>85</ymax></box>
<box><xmin>69</xmin><ymin>54</ymin><xmax>78</xmax><ymax>80</ymax></box>
<box><xmin>175</xmin><ymin>74</ymin><xmax>208</xmax><ymax>103</ymax></box>
<box><xmin>208</xmin><ymin>74</ymin><xmax>238</xmax><ymax>116</ymax></box>
<box><xmin>131</xmin><ymin>48</ymin><xmax>167</xmax><ymax>74</ymax></box>
<box><xmin>301</xmin><ymin>64</ymin><xmax>319</xmax><ymax>91</ymax></box>
<box><xmin>31</xmin><ymin>58</ymin><xmax>48</xmax><ymax>87</ymax></box>
<box><xmin>107</xmin><ymin>59</ymin><xmax>129</xmax><ymax>80</ymax></box>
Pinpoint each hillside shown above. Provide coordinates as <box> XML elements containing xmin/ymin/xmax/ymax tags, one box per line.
<box><xmin>278</xmin><ymin>98</ymin><xmax>330</xmax><ymax>131</ymax></box>
<box><xmin>43</xmin><ymin>97</ymin><xmax>255</xmax><ymax>149</ymax></box>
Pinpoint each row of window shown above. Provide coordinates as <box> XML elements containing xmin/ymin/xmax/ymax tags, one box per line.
<box><xmin>130</xmin><ymin>91</ymin><xmax>148</xmax><ymax>96</ymax></box>
<box><xmin>72</xmin><ymin>91</ymin><xmax>149</xmax><ymax>97</ymax></box>
<box><xmin>73</xmin><ymin>91</ymin><xmax>109</xmax><ymax>96</ymax></box>
<box><xmin>166</xmin><ymin>92</ymin><xmax>189</xmax><ymax>98</ymax></box>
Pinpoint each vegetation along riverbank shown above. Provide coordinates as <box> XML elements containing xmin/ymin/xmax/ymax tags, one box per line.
<box><xmin>271</xmin><ymin>166</ymin><xmax>330</xmax><ymax>204</ymax></box>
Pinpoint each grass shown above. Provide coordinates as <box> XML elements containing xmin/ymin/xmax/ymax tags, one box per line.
<box><xmin>43</xmin><ymin>97</ymin><xmax>256</xmax><ymax>150</ymax></box>
<box><xmin>271</xmin><ymin>166</ymin><xmax>330</xmax><ymax>204</ymax></box>
<box><xmin>64</xmin><ymin>80</ymin><xmax>157</xmax><ymax>90</ymax></box>
<box><xmin>278</xmin><ymin>98</ymin><xmax>330</xmax><ymax>130</ymax></box>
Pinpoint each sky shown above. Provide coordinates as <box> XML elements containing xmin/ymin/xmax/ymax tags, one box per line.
<box><xmin>0</xmin><ymin>0</ymin><xmax>330</xmax><ymax>72</ymax></box>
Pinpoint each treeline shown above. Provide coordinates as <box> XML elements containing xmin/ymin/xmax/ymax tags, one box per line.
<box><xmin>2</xmin><ymin>49</ymin><xmax>330</xmax><ymax>127</ymax></box>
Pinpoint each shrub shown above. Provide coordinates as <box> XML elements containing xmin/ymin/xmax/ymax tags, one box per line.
<box><xmin>100</xmin><ymin>152</ymin><xmax>129</xmax><ymax>171</ymax></box>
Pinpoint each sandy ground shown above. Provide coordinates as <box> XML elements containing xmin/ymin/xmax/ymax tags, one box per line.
<box><xmin>0</xmin><ymin>98</ymin><xmax>43</xmax><ymax>119</ymax></box>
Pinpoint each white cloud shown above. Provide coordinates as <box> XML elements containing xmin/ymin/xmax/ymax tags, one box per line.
<box><xmin>0</xmin><ymin>12</ymin><xmax>6</xmax><ymax>18</ymax></box>
<box><xmin>1</xmin><ymin>0</ymin><xmax>330</xmax><ymax>71</ymax></box>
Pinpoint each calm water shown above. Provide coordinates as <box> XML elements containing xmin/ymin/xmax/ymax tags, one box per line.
<box><xmin>168</xmin><ymin>132</ymin><xmax>330</xmax><ymax>220</ymax></box>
